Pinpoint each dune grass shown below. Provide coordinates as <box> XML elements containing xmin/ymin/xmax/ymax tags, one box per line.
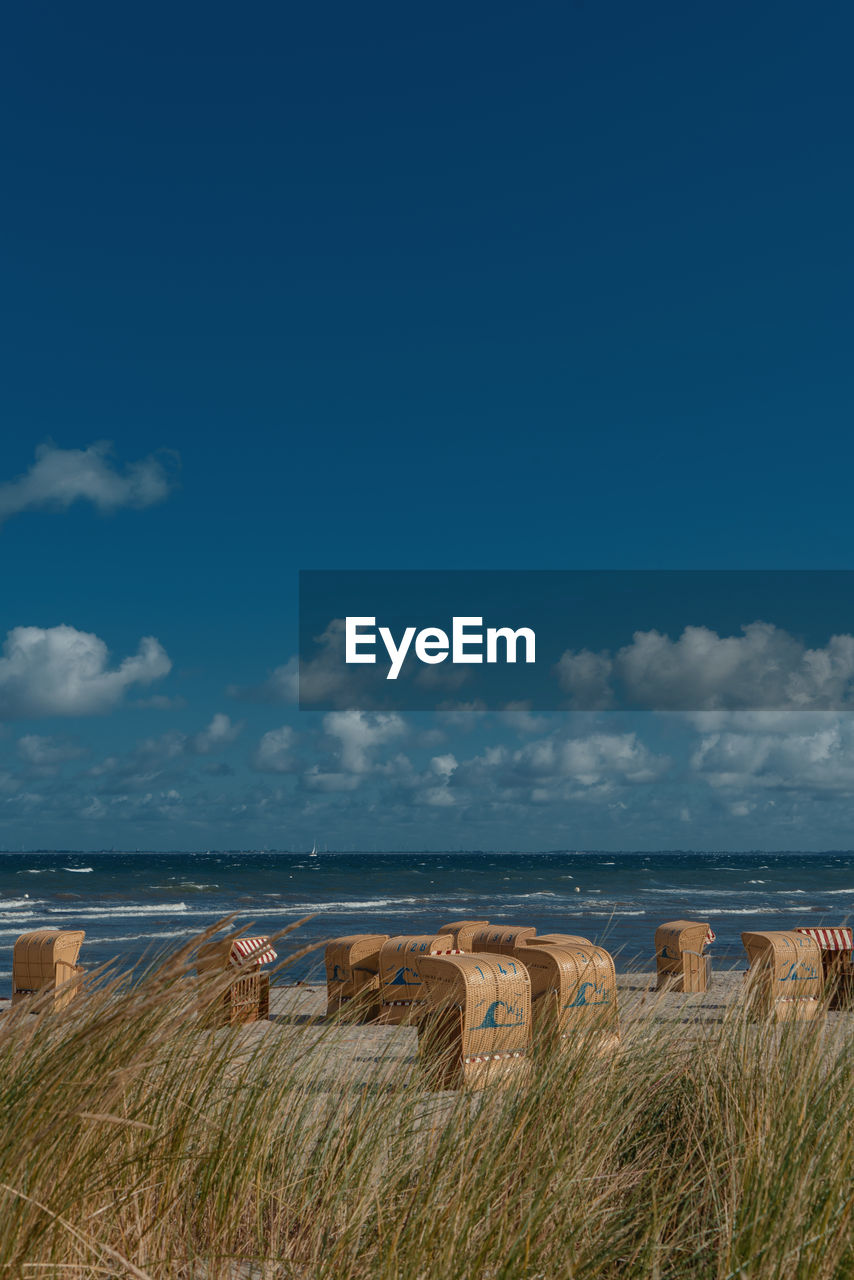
<box><xmin>0</xmin><ymin>936</ymin><xmax>852</xmax><ymax>1279</ymax></box>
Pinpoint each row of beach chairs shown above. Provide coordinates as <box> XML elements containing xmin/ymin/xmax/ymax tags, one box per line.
<box><xmin>323</xmin><ymin>920</ymin><xmax>853</xmax><ymax>1087</ymax></box>
<box><xmin>7</xmin><ymin>920</ymin><xmax>853</xmax><ymax>1088</ymax></box>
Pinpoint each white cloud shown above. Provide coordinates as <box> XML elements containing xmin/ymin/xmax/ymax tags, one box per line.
<box><xmin>323</xmin><ymin>710</ymin><xmax>407</xmax><ymax>773</ymax></box>
<box><xmin>557</xmin><ymin>623</ymin><xmax>854</xmax><ymax>710</ymax></box>
<box><xmin>0</xmin><ymin>441</ymin><xmax>178</xmax><ymax>525</ymax></box>
<box><xmin>0</xmin><ymin>625</ymin><xmax>171</xmax><ymax>718</ymax></box>
<box><xmin>190</xmin><ymin>713</ymin><xmax>242</xmax><ymax>754</ymax></box>
<box><xmin>252</xmin><ymin>726</ymin><xmax>298</xmax><ymax>774</ymax></box>
<box><xmin>431</xmin><ymin>753</ymin><xmax>458</xmax><ymax>778</ymax></box>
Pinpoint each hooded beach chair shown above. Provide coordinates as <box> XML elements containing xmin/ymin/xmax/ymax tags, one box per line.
<box><xmin>438</xmin><ymin>920</ymin><xmax>489</xmax><ymax>951</ymax></box>
<box><xmin>517</xmin><ymin>941</ymin><xmax>618</xmax><ymax>1049</ymax></box>
<box><xmin>655</xmin><ymin>920</ymin><xmax>715</xmax><ymax>993</ymax></box>
<box><xmin>12</xmin><ymin>929</ymin><xmax>85</xmax><ymax>1010</ymax></box>
<box><xmin>377</xmin><ymin>934</ymin><xmax>455</xmax><ymax>1024</ymax></box>
<box><xmin>741</xmin><ymin>930</ymin><xmax>823</xmax><ymax>1021</ymax></box>
<box><xmin>417</xmin><ymin>952</ymin><xmax>532</xmax><ymax>1089</ymax></box>
<box><xmin>796</xmin><ymin>926</ymin><xmax>854</xmax><ymax>1010</ymax></box>
<box><xmin>522</xmin><ymin>932</ymin><xmax>592</xmax><ymax>947</ymax></box>
<box><xmin>196</xmin><ymin>935</ymin><xmax>277</xmax><ymax>1026</ymax></box>
<box><xmin>325</xmin><ymin>933</ymin><xmax>388</xmax><ymax>1020</ymax></box>
<box><xmin>469</xmin><ymin>925</ymin><xmax>537</xmax><ymax>955</ymax></box>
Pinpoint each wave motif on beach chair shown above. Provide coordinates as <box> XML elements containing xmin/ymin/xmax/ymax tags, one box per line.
<box><xmin>516</xmin><ymin>941</ymin><xmax>618</xmax><ymax>1048</ymax></box>
<box><xmin>324</xmin><ymin>934</ymin><xmax>388</xmax><ymax>1021</ymax></box>
<box><xmin>377</xmin><ymin>934</ymin><xmax>455</xmax><ymax>1024</ymax></box>
<box><xmin>741</xmin><ymin>930</ymin><xmax>824</xmax><ymax>1022</ymax></box>
<box><xmin>417</xmin><ymin>952</ymin><xmax>532</xmax><ymax>1089</ymax></box>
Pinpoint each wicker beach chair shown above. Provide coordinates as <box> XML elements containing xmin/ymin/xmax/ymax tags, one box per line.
<box><xmin>517</xmin><ymin>942</ymin><xmax>618</xmax><ymax>1048</ymax></box>
<box><xmin>655</xmin><ymin>920</ymin><xmax>715</xmax><ymax>993</ymax></box>
<box><xmin>12</xmin><ymin>929</ymin><xmax>85</xmax><ymax>1010</ymax></box>
<box><xmin>741</xmin><ymin>930</ymin><xmax>823</xmax><ymax>1021</ymax></box>
<box><xmin>377</xmin><ymin>934</ymin><xmax>454</xmax><ymax>1024</ymax></box>
<box><xmin>417</xmin><ymin>952</ymin><xmax>532</xmax><ymax>1088</ymax></box>
<box><xmin>795</xmin><ymin>927</ymin><xmax>854</xmax><ymax>1010</ymax></box>
<box><xmin>325</xmin><ymin>934</ymin><xmax>388</xmax><ymax>1020</ymax></box>
<box><xmin>469</xmin><ymin>925</ymin><xmax>537</xmax><ymax>955</ymax></box>
<box><xmin>196</xmin><ymin>935</ymin><xmax>276</xmax><ymax>1026</ymax></box>
<box><xmin>438</xmin><ymin>920</ymin><xmax>489</xmax><ymax>951</ymax></box>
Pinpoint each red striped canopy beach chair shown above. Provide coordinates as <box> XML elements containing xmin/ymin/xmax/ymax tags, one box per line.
<box><xmin>796</xmin><ymin>926</ymin><xmax>854</xmax><ymax>1009</ymax></box>
<box><xmin>197</xmin><ymin>934</ymin><xmax>276</xmax><ymax>1025</ymax></box>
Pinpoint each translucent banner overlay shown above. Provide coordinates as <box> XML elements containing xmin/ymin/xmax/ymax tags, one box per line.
<box><xmin>299</xmin><ymin>570</ymin><xmax>854</xmax><ymax>711</ymax></box>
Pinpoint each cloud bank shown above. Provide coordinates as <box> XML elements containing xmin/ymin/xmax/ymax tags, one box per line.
<box><xmin>557</xmin><ymin>623</ymin><xmax>854</xmax><ymax>710</ymax></box>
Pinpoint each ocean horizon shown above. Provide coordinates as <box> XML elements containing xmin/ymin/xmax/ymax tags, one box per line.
<box><xmin>1</xmin><ymin>849</ymin><xmax>851</xmax><ymax>986</ymax></box>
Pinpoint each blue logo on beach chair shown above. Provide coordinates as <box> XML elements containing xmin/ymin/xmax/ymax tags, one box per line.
<box><xmin>564</xmin><ymin>981</ymin><xmax>609</xmax><ymax>1008</ymax></box>
<box><xmin>332</xmin><ymin>963</ymin><xmax>346</xmax><ymax>981</ymax></box>
<box><xmin>390</xmin><ymin>966</ymin><xmax>421</xmax><ymax>986</ymax></box>
<box><xmin>779</xmin><ymin>963</ymin><xmax>819</xmax><ymax>982</ymax></box>
<box><xmin>473</xmin><ymin>1000</ymin><xmax>525</xmax><ymax>1029</ymax></box>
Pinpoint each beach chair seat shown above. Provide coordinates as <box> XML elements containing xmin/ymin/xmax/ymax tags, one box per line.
<box><xmin>517</xmin><ymin>942</ymin><xmax>618</xmax><ymax>1048</ymax></box>
<box><xmin>377</xmin><ymin>934</ymin><xmax>454</xmax><ymax>1024</ymax></box>
<box><xmin>437</xmin><ymin>920</ymin><xmax>489</xmax><ymax>951</ymax></box>
<box><xmin>469</xmin><ymin>925</ymin><xmax>537</xmax><ymax>955</ymax></box>
<box><xmin>741</xmin><ymin>930</ymin><xmax>823</xmax><ymax>1022</ymax></box>
<box><xmin>796</xmin><ymin>927</ymin><xmax>854</xmax><ymax>1009</ymax></box>
<box><xmin>197</xmin><ymin>935</ymin><xmax>276</xmax><ymax>1026</ymax></box>
<box><xmin>12</xmin><ymin>929</ymin><xmax>85</xmax><ymax>1011</ymax></box>
<box><xmin>417</xmin><ymin>952</ymin><xmax>532</xmax><ymax>1089</ymax></box>
<box><xmin>655</xmin><ymin>920</ymin><xmax>714</xmax><ymax>993</ymax></box>
<box><xmin>325</xmin><ymin>934</ymin><xmax>388</xmax><ymax>1020</ymax></box>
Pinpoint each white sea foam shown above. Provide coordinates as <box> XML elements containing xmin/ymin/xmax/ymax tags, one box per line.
<box><xmin>584</xmin><ymin>910</ymin><xmax>645</xmax><ymax>917</ymax></box>
<box><xmin>39</xmin><ymin>903</ymin><xmax>192</xmax><ymax>920</ymax></box>
<box><xmin>702</xmin><ymin>908</ymin><xmax>765</xmax><ymax>915</ymax></box>
<box><xmin>0</xmin><ymin>898</ymin><xmax>38</xmax><ymax>910</ymax></box>
<box><xmin>64</xmin><ymin>867</ymin><xmax>93</xmax><ymax>873</ymax></box>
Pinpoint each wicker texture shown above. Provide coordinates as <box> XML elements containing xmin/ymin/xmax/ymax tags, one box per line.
<box><xmin>469</xmin><ymin>925</ymin><xmax>537</xmax><ymax>955</ymax></box>
<box><xmin>325</xmin><ymin>934</ymin><xmax>388</xmax><ymax>1019</ymax></box>
<box><xmin>741</xmin><ymin>930</ymin><xmax>824</xmax><ymax>1021</ymax></box>
<box><xmin>655</xmin><ymin>920</ymin><xmax>712</xmax><ymax>993</ymax></box>
<box><xmin>417</xmin><ymin>952</ymin><xmax>532</xmax><ymax>1088</ymax></box>
<box><xmin>437</xmin><ymin>920</ymin><xmax>489</xmax><ymax>951</ymax></box>
<box><xmin>518</xmin><ymin>943</ymin><xmax>618</xmax><ymax>1036</ymax></box>
<box><xmin>12</xmin><ymin>929</ymin><xmax>85</xmax><ymax>1010</ymax></box>
<box><xmin>377</xmin><ymin>934</ymin><xmax>453</xmax><ymax>1024</ymax></box>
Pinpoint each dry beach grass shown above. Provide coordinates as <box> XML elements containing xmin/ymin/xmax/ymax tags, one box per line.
<box><xmin>0</xmin><ymin>935</ymin><xmax>852</xmax><ymax>1280</ymax></box>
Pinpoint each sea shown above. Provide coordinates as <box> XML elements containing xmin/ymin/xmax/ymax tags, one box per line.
<box><xmin>0</xmin><ymin>850</ymin><xmax>851</xmax><ymax>987</ymax></box>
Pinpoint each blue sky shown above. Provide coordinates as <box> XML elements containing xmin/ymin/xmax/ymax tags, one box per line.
<box><xmin>1</xmin><ymin>2</ymin><xmax>853</xmax><ymax>849</ymax></box>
